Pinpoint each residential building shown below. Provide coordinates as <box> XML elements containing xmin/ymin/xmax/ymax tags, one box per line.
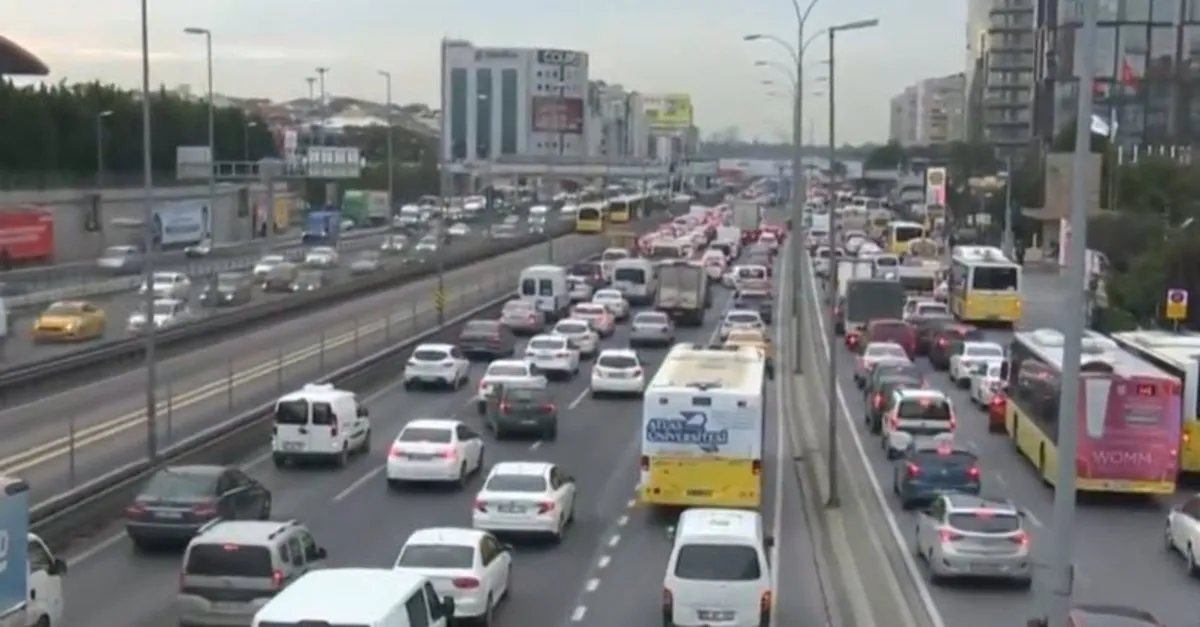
<box><xmin>964</xmin><ymin>0</ymin><xmax>1036</xmax><ymax>156</ymax></box>
<box><xmin>585</xmin><ymin>81</ymin><xmax>650</xmax><ymax>159</ymax></box>
<box><xmin>887</xmin><ymin>74</ymin><xmax>967</xmax><ymax>147</ymax></box>
<box><xmin>440</xmin><ymin>39</ymin><xmax>590</xmax><ymax>163</ymax></box>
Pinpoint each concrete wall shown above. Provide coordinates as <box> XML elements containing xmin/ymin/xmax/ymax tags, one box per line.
<box><xmin>0</xmin><ymin>183</ymin><xmax>295</xmax><ymax>264</ymax></box>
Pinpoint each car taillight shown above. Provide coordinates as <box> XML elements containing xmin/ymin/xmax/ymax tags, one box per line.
<box><xmin>937</xmin><ymin>338</ymin><xmax>947</xmax><ymax>347</ymax></box>
<box><xmin>1011</xmin><ymin>531</ymin><xmax>1029</xmax><ymax>547</ymax></box>
<box><xmin>556</xmin><ymin>351</ymin><xmax>571</xmax><ymax>357</ymax></box>
<box><xmin>500</xmin><ymin>402</ymin><xmax>512</xmax><ymax>414</ymax></box>
<box><xmin>872</xmin><ymin>393</ymin><xmax>883</xmax><ymax>409</ymax></box>
<box><xmin>437</xmin><ymin>449</ymin><xmax>458</xmax><ymax>460</ymax></box>
<box><xmin>389</xmin><ymin>445</ymin><xmax>404</xmax><ymax>458</ymax></box>
<box><xmin>473</xmin><ymin>499</ymin><xmax>488</xmax><ymax>512</ymax></box>
<box><xmin>542</xmin><ymin>403</ymin><xmax>557</xmax><ymax>412</ymax></box>
<box><xmin>271</xmin><ymin>570</ymin><xmax>284</xmax><ymax>589</ymax></box>
<box><xmin>191</xmin><ymin>501</ymin><xmax>218</xmax><ymax>517</ymax></box>
<box><xmin>125</xmin><ymin>503</ymin><xmax>147</xmax><ymax>517</ymax></box>
<box><xmin>848</xmin><ymin>334</ymin><xmax>860</xmax><ymax>346</ymax></box>
<box><xmin>631</xmin><ymin>369</ymin><xmax>643</xmax><ymax>377</ymax></box>
<box><xmin>905</xmin><ymin>463</ymin><xmax>921</xmax><ymax>478</ymax></box>
<box><xmin>452</xmin><ymin>577</ymin><xmax>480</xmax><ymax>589</ymax></box>
<box><xmin>1185</xmin><ymin>432</ymin><xmax>1193</xmax><ymax>446</ymax></box>
<box><xmin>751</xmin><ymin>459</ymin><xmax>762</xmax><ymax>475</ymax></box>
<box><xmin>662</xmin><ymin>588</ymin><xmax>674</xmax><ymax>607</ymax></box>
<box><xmin>938</xmin><ymin>529</ymin><xmax>963</xmax><ymax>543</ymax></box>
<box><xmin>537</xmin><ymin>501</ymin><xmax>555</xmax><ymax>514</ymax></box>
<box><xmin>949</xmin><ymin>415</ymin><xmax>957</xmax><ymax>430</ymax></box>
<box><xmin>330</xmin><ymin>424</ymin><xmax>338</xmax><ymax>437</ymax></box>
<box><xmin>760</xmin><ymin>590</ymin><xmax>773</xmax><ymax>611</ymax></box>
<box><xmin>640</xmin><ymin>455</ymin><xmax>649</xmax><ymax>470</ymax></box>
<box><xmin>989</xmin><ymin>395</ymin><xmax>1005</xmax><ymax>408</ymax></box>
<box><xmin>479</xmin><ymin>380</ymin><xmax>487</xmax><ymax>391</ymax></box>
<box><xmin>967</xmin><ymin>466</ymin><xmax>981</xmax><ymax>480</ymax></box>
<box><xmin>887</xmin><ymin>414</ymin><xmax>900</xmax><ymax>430</ymax></box>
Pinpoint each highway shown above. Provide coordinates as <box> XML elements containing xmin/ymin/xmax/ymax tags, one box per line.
<box><xmin>806</xmin><ymin>263</ymin><xmax>1195</xmax><ymax>626</ymax></box>
<box><xmin>57</xmin><ymin>266</ymin><xmax>830</xmax><ymax>627</ymax></box>
<box><xmin>1</xmin><ymin>225</ymin><xmax>585</xmax><ymax>503</ymax></box>
<box><xmin>1</xmin><ymin>216</ymin><xmax>526</xmax><ymax>365</ymax></box>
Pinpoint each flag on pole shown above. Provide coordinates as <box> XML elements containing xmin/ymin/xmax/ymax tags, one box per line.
<box><xmin>1090</xmin><ymin>113</ymin><xmax>1117</xmax><ymax>138</ymax></box>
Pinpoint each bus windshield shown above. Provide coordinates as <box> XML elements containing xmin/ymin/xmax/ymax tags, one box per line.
<box><xmin>892</xmin><ymin>225</ymin><xmax>924</xmax><ymax>243</ymax></box>
<box><xmin>970</xmin><ymin>265</ymin><xmax>1019</xmax><ymax>291</ymax></box>
<box><xmin>578</xmin><ymin>208</ymin><xmax>601</xmax><ymax>221</ymax></box>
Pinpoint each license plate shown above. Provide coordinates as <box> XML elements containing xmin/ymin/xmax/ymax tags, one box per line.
<box><xmin>212</xmin><ymin>602</ymin><xmax>242</xmax><ymax>613</ymax></box>
<box><xmin>968</xmin><ymin>563</ymin><xmax>1000</xmax><ymax>573</ymax></box>
<box><xmin>698</xmin><ymin>610</ymin><xmax>735</xmax><ymax>621</ymax></box>
<box><xmin>407</xmin><ymin>454</ymin><xmax>434</xmax><ymax>461</ymax></box>
<box><xmin>686</xmin><ymin>489</ymin><xmax>713</xmax><ymax>497</ymax></box>
<box><xmin>498</xmin><ymin>504</ymin><xmax>526</xmax><ymax>513</ymax></box>
<box><xmin>281</xmin><ymin>442</ymin><xmax>304</xmax><ymax>451</ymax></box>
<box><xmin>155</xmin><ymin>511</ymin><xmax>183</xmax><ymax>520</ymax></box>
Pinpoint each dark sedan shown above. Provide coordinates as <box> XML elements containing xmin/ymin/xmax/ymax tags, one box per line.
<box><xmin>733</xmin><ymin>290</ymin><xmax>774</xmax><ymax>324</ymax></box>
<box><xmin>125</xmin><ymin>465</ymin><xmax>272</xmax><ymax>549</ymax></box>
<box><xmin>457</xmin><ymin>319</ymin><xmax>517</xmax><ymax>360</ymax></box>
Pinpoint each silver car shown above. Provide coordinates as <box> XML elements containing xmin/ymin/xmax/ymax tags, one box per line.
<box><xmin>629</xmin><ymin>311</ymin><xmax>675</xmax><ymax>347</ymax></box>
<box><xmin>349</xmin><ymin>251</ymin><xmax>382</xmax><ymax>274</ymax></box>
<box><xmin>914</xmin><ymin>494</ymin><xmax>1032</xmax><ymax>587</ymax></box>
<box><xmin>96</xmin><ymin>245</ymin><xmax>143</xmax><ymax>274</ymax></box>
<box><xmin>499</xmin><ymin>299</ymin><xmax>545</xmax><ymax>335</ymax></box>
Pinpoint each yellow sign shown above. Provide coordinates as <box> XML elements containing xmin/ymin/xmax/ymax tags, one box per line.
<box><xmin>434</xmin><ymin>288</ymin><xmax>446</xmax><ymax>314</ymax></box>
<box><xmin>644</xmin><ymin>94</ymin><xmax>693</xmax><ymax>130</ymax></box>
<box><xmin>273</xmin><ymin>196</ymin><xmax>293</xmax><ymax>232</ymax></box>
<box><xmin>1166</xmin><ymin>289</ymin><xmax>1189</xmax><ymax>320</ymax></box>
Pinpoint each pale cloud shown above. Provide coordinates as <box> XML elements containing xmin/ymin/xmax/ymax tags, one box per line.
<box><xmin>2</xmin><ymin>0</ymin><xmax>965</xmax><ymax>144</ymax></box>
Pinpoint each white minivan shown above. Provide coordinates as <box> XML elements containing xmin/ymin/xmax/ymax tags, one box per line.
<box><xmin>271</xmin><ymin>383</ymin><xmax>372</xmax><ymax>468</ymax></box>
<box><xmin>662</xmin><ymin>508</ymin><xmax>773</xmax><ymax>627</ymax></box>
<box><xmin>610</xmin><ymin>258</ymin><xmax>657</xmax><ymax>305</ymax></box>
<box><xmin>253</xmin><ymin>568</ymin><xmax>454</xmax><ymax>627</ymax></box>
<box><xmin>517</xmin><ymin>265</ymin><xmax>570</xmax><ymax>322</ymax></box>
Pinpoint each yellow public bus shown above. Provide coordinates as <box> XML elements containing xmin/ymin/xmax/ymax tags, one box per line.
<box><xmin>575</xmin><ymin>203</ymin><xmax>605</xmax><ymax>233</ymax></box>
<box><xmin>639</xmin><ymin>345</ymin><xmax>770</xmax><ymax>509</ymax></box>
<box><xmin>886</xmin><ymin>220</ymin><xmax>926</xmax><ymax>254</ymax></box>
<box><xmin>948</xmin><ymin>245</ymin><xmax>1023</xmax><ymax>325</ymax></box>
<box><xmin>1111</xmin><ymin>330</ymin><xmax>1200</xmax><ymax>474</ymax></box>
<box><xmin>608</xmin><ymin>195</ymin><xmax>632</xmax><ymax>223</ymax></box>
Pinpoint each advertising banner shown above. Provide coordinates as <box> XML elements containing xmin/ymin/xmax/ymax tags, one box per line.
<box><xmin>643</xmin><ymin>94</ymin><xmax>694</xmax><ymax>130</ymax></box>
<box><xmin>255</xmin><ymin>196</ymin><xmax>293</xmax><ymax>233</ymax></box>
<box><xmin>153</xmin><ymin>200</ymin><xmax>210</xmax><ymax>246</ymax></box>
<box><xmin>531</xmin><ymin>97</ymin><xmax>584</xmax><ymax>134</ymax></box>
<box><xmin>0</xmin><ymin>206</ymin><xmax>54</xmax><ymax>261</ymax></box>
<box><xmin>536</xmin><ymin>49</ymin><xmax>584</xmax><ymax>66</ymax></box>
<box><xmin>924</xmin><ymin>167</ymin><xmax>947</xmax><ymax>206</ymax></box>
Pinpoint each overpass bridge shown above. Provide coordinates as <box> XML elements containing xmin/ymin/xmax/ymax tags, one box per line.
<box><xmin>0</xmin><ymin>35</ymin><xmax>49</xmax><ymax>76</ymax></box>
<box><xmin>441</xmin><ymin>156</ymin><xmax>720</xmax><ymax>178</ymax></box>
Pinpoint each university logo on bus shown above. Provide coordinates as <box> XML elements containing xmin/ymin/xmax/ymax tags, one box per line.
<box><xmin>645</xmin><ymin>411</ymin><xmax>729</xmax><ymax>453</ymax></box>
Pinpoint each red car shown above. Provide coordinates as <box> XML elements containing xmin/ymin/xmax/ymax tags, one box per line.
<box><xmin>848</xmin><ymin>318</ymin><xmax>917</xmax><ymax>357</ymax></box>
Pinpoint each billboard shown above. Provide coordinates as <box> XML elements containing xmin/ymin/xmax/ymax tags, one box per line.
<box><xmin>1044</xmin><ymin>152</ymin><xmax>1102</xmax><ymax>221</ymax></box>
<box><xmin>0</xmin><ymin>207</ymin><xmax>54</xmax><ymax>261</ymax></box>
<box><xmin>531</xmin><ymin>97</ymin><xmax>584</xmax><ymax>134</ymax></box>
<box><xmin>255</xmin><ymin>195</ymin><xmax>293</xmax><ymax>233</ymax></box>
<box><xmin>924</xmin><ymin>167</ymin><xmax>947</xmax><ymax>206</ymax></box>
<box><xmin>643</xmin><ymin>94</ymin><xmax>694</xmax><ymax>130</ymax></box>
<box><xmin>153</xmin><ymin>200</ymin><xmax>210</xmax><ymax>246</ymax></box>
<box><xmin>536</xmin><ymin>49</ymin><xmax>584</xmax><ymax>66</ymax></box>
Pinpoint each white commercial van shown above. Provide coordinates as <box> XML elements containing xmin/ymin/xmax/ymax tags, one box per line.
<box><xmin>611</xmin><ymin>258</ymin><xmax>657</xmax><ymax>305</ymax></box>
<box><xmin>253</xmin><ymin>568</ymin><xmax>454</xmax><ymax>627</ymax></box>
<box><xmin>662</xmin><ymin>508</ymin><xmax>773</xmax><ymax>627</ymax></box>
<box><xmin>518</xmin><ymin>265</ymin><xmax>570</xmax><ymax>322</ymax></box>
<box><xmin>0</xmin><ymin>477</ymin><xmax>66</xmax><ymax>627</ymax></box>
<box><xmin>271</xmin><ymin>383</ymin><xmax>372</xmax><ymax>467</ymax></box>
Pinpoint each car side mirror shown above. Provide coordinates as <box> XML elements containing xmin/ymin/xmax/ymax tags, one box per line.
<box><xmin>502</xmin><ymin>543</ymin><xmax>515</xmax><ymax>552</ymax></box>
<box><xmin>307</xmin><ymin>546</ymin><xmax>328</xmax><ymax>560</ymax></box>
<box><xmin>356</xmin><ymin>406</ymin><xmax>369</xmax><ymax>417</ymax></box>
<box><xmin>47</xmin><ymin>558</ymin><xmax>67</xmax><ymax>576</ymax></box>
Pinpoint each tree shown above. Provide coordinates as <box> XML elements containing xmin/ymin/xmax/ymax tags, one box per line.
<box><xmin>864</xmin><ymin>141</ymin><xmax>905</xmax><ymax>170</ymax></box>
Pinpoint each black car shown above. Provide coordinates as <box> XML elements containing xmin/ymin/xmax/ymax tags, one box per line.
<box><xmin>457</xmin><ymin>319</ymin><xmax>517</xmax><ymax>359</ymax></box>
<box><xmin>125</xmin><ymin>465</ymin><xmax>272</xmax><ymax>549</ymax></box>
<box><xmin>864</xmin><ymin>374</ymin><xmax>923</xmax><ymax>434</ymax></box>
<box><xmin>733</xmin><ymin>290</ymin><xmax>774</xmax><ymax>323</ymax></box>
<box><xmin>910</xmin><ymin>314</ymin><xmax>956</xmax><ymax>356</ymax></box>
<box><xmin>928</xmin><ymin>324</ymin><xmax>984</xmax><ymax>370</ymax></box>
<box><xmin>483</xmin><ymin>383</ymin><xmax>559</xmax><ymax>440</ymax></box>
<box><xmin>568</xmin><ymin>261</ymin><xmax>605</xmax><ymax>287</ymax></box>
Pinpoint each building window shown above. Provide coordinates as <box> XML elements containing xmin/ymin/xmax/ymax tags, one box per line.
<box><xmin>475</xmin><ymin>68</ymin><xmax>493</xmax><ymax>158</ymax></box>
<box><xmin>500</xmin><ymin>69</ymin><xmax>518</xmax><ymax>155</ymax></box>
<box><xmin>449</xmin><ymin>68</ymin><xmax>467</xmax><ymax>160</ymax></box>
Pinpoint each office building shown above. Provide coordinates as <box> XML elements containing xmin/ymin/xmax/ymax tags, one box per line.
<box><xmin>440</xmin><ymin>39</ymin><xmax>590</xmax><ymax>162</ymax></box>
<box><xmin>585</xmin><ymin>81</ymin><xmax>650</xmax><ymax>159</ymax></box>
<box><xmin>887</xmin><ymin>73</ymin><xmax>967</xmax><ymax>147</ymax></box>
<box><xmin>964</xmin><ymin>0</ymin><xmax>1036</xmax><ymax>156</ymax></box>
<box><xmin>1034</xmin><ymin>0</ymin><xmax>1200</xmax><ymax>147</ymax></box>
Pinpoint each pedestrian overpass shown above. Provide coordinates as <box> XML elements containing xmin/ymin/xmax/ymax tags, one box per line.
<box><xmin>441</xmin><ymin>157</ymin><xmax>720</xmax><ymax>178</ymax></box>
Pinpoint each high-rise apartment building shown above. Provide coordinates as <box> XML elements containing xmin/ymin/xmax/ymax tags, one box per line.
<box><xmin>887</xmin><ymin>74</ymin><xmax>967</xmax><ymax>147</ymax></box>
<box><xmin>965</xmin><ymin>0</ymin><xmax>1036</xmax><ymax>156</ymax></box>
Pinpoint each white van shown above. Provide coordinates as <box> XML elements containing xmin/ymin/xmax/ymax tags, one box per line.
<box><xmin>271</xmin><ymin>383</ymin><xmax>372</xmax><ymax>467</ymax></box>
<box><xmin>253</xmin><ymin>568</ymin><xmax>454</xmax><ymax>627</ymax></box>
<box><xmin>611</xmin><ymin>258</ymin><xmax>657</xmax><ymax>305</ymax></box>
<box><xmin>663</xmin><ymin>508</ymin><xmax>772</xmax><ymax>627</ymax></box>
<box><xmin>518</xmin><ymin>264</ymin><xmax>570</xmax><ymax>322</ymax></box>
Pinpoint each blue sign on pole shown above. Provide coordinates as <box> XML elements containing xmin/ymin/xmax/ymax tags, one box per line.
<box><xmin>0</xmin><ymin>480</ymin><xmax>29</xmax><ymax>614</ymax></box>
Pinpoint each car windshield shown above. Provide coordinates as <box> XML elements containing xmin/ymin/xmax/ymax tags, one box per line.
<box><xmin>574</xmin><ymin>306</ymin><xmax>603</xmax><ymax>317</ymax></box>
<box><xmin>259</xmin><ymin>256</ymin><xmax>284</xmax><ymax>265</ymax></box>
<box><xmin>867</xmin><ymin>344</ymin><xmax>908</xmax><ymax>359</ymax></box>
<box><xmin>917</xmin><ymin>303</ymin><xmax>947</xmax><ymax>314</ymax></box>
<box><xmin>897</xmin><ymin>398</ymin><xmax>952</xmax><ymax>421</ymax></box>
<box><xmin>556</xmin><ymin>322</ymin><xmax>588</xmax><ymax>334</ymax></box>
<box><xmin>419</xmin><ymin>236</ymin><xmax>437</xmax><ymax>245</ymax></box>
<box><xmin>529</xmin><ymin>338</ymin><xmax>565</xmax><ymax>350</ymax></box>
<box><xmin>412</xmin><ymin>349</ymin><xmax>449</xmax><ymax>361</ymax></box>
<box><xmin>185</xmin><ymin>544</ymin><xmax>273</xmax><ymax>577</ymax></box>
<box><xmin>142</xmin><ymin>469</ymin><xmax>217</xmax><ymax>499</ymax></box>
<box><xmin>396</xmin><ymin>544</ymin><xmax>475</xmax><ymax>569</ymax></box>
<box><xmin>597</xmin><ymin>355</ymin><xmax>638</xmax><ymax>369</ymax></box>
<box><xmin>397</xmin><ymin>427</ymin><xmax>453</xmax><ymax>443</ymax></box>
<box><xmin>947</xmin><ymin>512</ymin><xmax>1021</xmax><ymax>534</ymax></box>
<box><xmin>487</xmin><ymin>364</ymin><xmax>529</xmax><ymax>377</ymax></box>
<box><xmin>635</xmin><ymin>313</ymin><xmax>668</xmax><ymax>325</ymax></box>
<box><xmin>912</xmin><ymin>449</ymin><xmax>976</xmax><ymax>470</ymax></box>
<box><xmin>44</xmin><ymin>303</ymin><xmax>82</xmax><ymax>315</ymax></box>
<box><xmin>594</xmin><ymin>291</ymin><xmax>621</xmax><ymax>301</ymax></box>
<box><xmin>727</xmin><ymin>331</ymin><xmax>764</xmax><ymax>344</ymax></box>
<box><xmin>726</xmin><ymin>312</ymin><xmax>760</xmax><ymax>324</ymax></box>
<box><xmin>484</xmin><ymin>474</ymin><xmax>547</xmax><ymax>492</ymax></box>
<box><xmin>356</xmin><ymin>252</ymin><xmax>379</xmax><ymax>262</ymax></box>
<box><xmin>673</xmin><ymin>544</ymin><xmax>762</xmax><ymax>581</ymax></box>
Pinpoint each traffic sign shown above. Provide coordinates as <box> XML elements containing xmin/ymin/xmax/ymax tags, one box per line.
<box><xmin>1166</xmin><ymin>288</ymin><xmax>1189</xmax><ymax>320</ymax></box>
<box><xmin>434</xmin><ymin>288</ymin><xmax>446</xmax><ymax>315</ymax></box>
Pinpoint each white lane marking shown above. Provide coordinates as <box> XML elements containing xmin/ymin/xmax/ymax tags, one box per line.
<box><xmin>805</xmin><ymin>253</ymin><xmax>948</xmax><ymax>627</ymax></box>
<box><xmin>607</xmin><ymin>534</ymin><xmax>620</xmax><ymax>547</ymax></box>
<box><xmin>333</xmin><ymin>464</ymin><xmax>385</xmax><ymax>502</ymax></box>
<box><xmin>571</xmin><ymin>606</ymin><xmax>587</xmax><ymax>621</ymax></box>
<box><xmin>585</xmin><ymin>578</ymin><xmax>600</xmax><ymax>592</ymax></box>
<box><xmin>627</xmin><ymin>498</ymin><xmax>636</xmax><ymax>508</ymax></box>
<box><xmin>991</xmin><ymin>473</ymin><xmax>1008</xmax><ymax>488</ymax></box>
<box><xmin>617</xmin><ymin>514</ymin><xmax>629</xmax><ymax>527</ymax></box>
<box><xmin>568</xmin><ymin>387</ymin><xmax>590</xmax><ymax>409</ymax></box>
<box><xmin>530</xmin><ymin>440</ymin><xmax>542</xmax><ymax>451</ymax></box>
<box><xmin>597</xmin><ymin>555</ymin><xmax>611</xmax><ymax>568</ymax></box>
<box><xmin>1024</xmin><ymin>509</ymin><xmax>1044</xmax><ymax>528</ymax></box>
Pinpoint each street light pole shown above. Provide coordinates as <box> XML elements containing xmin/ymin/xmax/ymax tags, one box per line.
<box><xmin>184</xmin><ymin>27</ymin><xmax>215</xmax><ymax>241</ymax></box>
<box><xmin>316</xmin><ymin>67</ymin><xmax>330</xmax><ymax>144</ymax></box>
<box><xmin>1040</xmin><ymin>2</ymin><xmax>1098</xmax><ymax>625</ymax></box>
<box><xmin>379</xmin><ymin>70</ymin><xmax>395</xmax><ymax>210</ymax></box>
<box><xmin>824</xmin><ymin>17</ymin><xmax>880</xmax><ymax>509</ymax></box>
<box><xmin>95</xmin><ymin>110</ymin><xmax>112</xmax><ymax>189</ymax></box>
<box><xmin>139</xmin><ymin>0</ymin><xmax>159</xmax><ymax>461</ymax></box>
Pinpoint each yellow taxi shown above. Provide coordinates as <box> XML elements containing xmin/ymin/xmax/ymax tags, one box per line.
<box><xmin>721</xmin><ymin>328</ymin><xmax>774</xmax><ymax>377</ymax></box>
<box><xmin>32</xmin><ymin>300</ymin><xmax>107</xmax><ymax>342</ymax></box>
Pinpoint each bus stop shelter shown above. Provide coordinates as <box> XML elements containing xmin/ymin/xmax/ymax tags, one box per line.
<box><xmin>0</xmin><ymin>35</ymin><xmax>49</xmax><ymax>75</ymax></box>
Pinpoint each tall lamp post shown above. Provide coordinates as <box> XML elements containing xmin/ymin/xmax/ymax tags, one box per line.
<box><xmin>183</xmin><ymin>26</ymin><xmax>215</xmax><ymax>229</ymax></box>
<box><xmin>139</xmin><ymin>0</ymin><xmax>159</xmax><ymax>460</ymax></box>
<box><xmin>95</xmin><ymin>109</ymin><xmax>113</xmax><ymax>188</ymax></box>
<box><xmin>378</xmin><ymin>70</ymin><xmax>395</xmax><ymax>210</ymax></box>
<box><xmin>823</xmin><ymin>17</ymin><xmax>880</xmax><ymax>508</ymax></box>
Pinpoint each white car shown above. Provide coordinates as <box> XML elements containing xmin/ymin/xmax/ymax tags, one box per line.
<box><xmin>569</xmin><ymin>302</ymin><xmax>615</xmax><ymax>337</ymax></box>
<box><xmin>551</xmin><ymin>319</ymin><xmax>599</xmax><ymax>358</ymax></box>
<box><xmin>304</xmin><ymin>246</ymin><xmax>339</xmax><ymax>267</ymax></box>
<box><xmin>127</xmin><ymin>298</ymin><xmax>192</xmax><ymax>332</ymax></box>
<box><xmin>882</xmin><ymin>389</ymin><xmax>956</xmax><ymax>458</ymax></box>
<box><xmin>472</xmin><ymin>461</ymin><xmax>577</xmax><ymax>541</ymax></box>
<box><xmin>386</xmin><ymin>419</ymin><xmax>486</xmax><ymax>488</ymax></box>
<box><xmin>139</xmin><ymin>271</ymin><xmax>192</xmax><ymax>299</ymax></box>
<box><xmin>591</xmin><ymin>289</ymin><xmax>629</xmax><ymax>321</ymax></box>
<box><xmin>476</xmin><ymin>359</ymin><xmax>547</xmax><ymax>414</ymax></box>
<box><xmin>590</xmin><ymin>349</ymin><xmax>646</xmax><ymax>397</ymax></box>
<box><xmin>523</xmin><ymin>334</ymin><xmax>580</xmax><ymax>380</ymax></box>
<box><xmin>184</xmin><ymin>238</ymin><xmax>212</xmax><ymax>258</ymax></box>
<box><xmin>415</xmin><ymin>236</ymin><xmax>440</xmax><ymax>253</ymax></box>
<box><xmin>967</xmin><ymin>361</ymin><xmax>1005</xmax><ymax>407</ymax></box>
<box><xmin>403</xmin><ymin>343</ymin><xmax>471</xmax><ymax>390</ymax></box>
<box><xmin>448</xmin><ymin>223</ymin><xmax>470</xmax><ymax>236</ymax></box>
<box><xmin>567</xmin><ymin>277</ymin><xmax>593</xmax><ymax>303</ymax></box>
<box><xmin>253</xmin><ymin>254</ymin><xmax>286</xmax><ymax>279</ymax></box>
<box><xmin>1166</xmin><ymin>493</ymin><xmax>1200</xmax><ymax>571</ymax></box>
<box><xmin>949</xmin><ymin>341</ymin><xmax>1006</xmax><ymax>387</ymax></box>
<box><xmin>700</xmin><ymin>250</ymin><xmax>726</xmax><ymax>281</ymax></box>
<box><xmin>718</xmin><ymin>309</ymin><xmax>765</xmax><ymax>340</ymax></box>
<box><xmin>393</xmin><ymin>527</ymin><xmax>512</xmax><ymax>623</ymax></box>
<box><xmin>853</xmin><ymin>342</ymin><xmax>911</xmax><ymax>386</ymax></box>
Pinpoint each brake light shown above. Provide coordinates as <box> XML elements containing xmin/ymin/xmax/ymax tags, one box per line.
<box><xmin>537</xmin><ymin>501</ymin><xmax>555</xmax><ymax>514</ymax></box>
<box><xmin>1186</xmin><ymin>432</ymin><xmax>1193</xmax><ymax>446</ymax></box>
<box><xmin>543</xmin><ymin>403</ymin><xmax>557</xmax><ymax>413</ymax></box>
<box><xmin>631</xmin><ymin>369</ymin><xmax>643</xmax><ymax>377</ymax></box>
<box><xmin>751</xmin><ymin>459</ymin><xmax>762</xmax><ymax>475</ymax></box>
<box><xmin>330</xmin><ymin>424</ymin><xmax>338</xmax><ymax>437</ymax></box>
<box><xmin>452</xmin><ymin>577</ymin><xmax>480</xmax><ymax>589</ymax></box>
<box><xmin>479</xmin><ymin>379</ymin><xmax>487</xmax><ymax>391</ymax></box>
<box><xmin>938</xmin><ymin>529</ymin><xmax>963</xmax><ymax>543</ymax></box>
<box><xmin>967</xmin><ymin>466</ymin><xmax>981</xmax><ymax>480</ymax></box>
<box><xmin>473</xmin><ymin>499</ymin><xmax>487</xmax><ymax>512</ymax></box>
<box><xmin>640</xmin><ymin>455</ymin><xmax>649</xmax><ymax>470</ymax></box>
<box><xmin>389</xmin><ymin>444</ymin><xmax>404</xmax><ymax>458</ymax></box>
<box><xmin>437</xmin><ymin>449</ymin><xmax>458</xmax><ymax>460</ymax></box>
<box><xmin>191</xmin><ymin>501</ymin><xmax>219</xmax><ymax>517</ymax></box>
<box><xmin>989</xmin><ymin>395</ymin><xmax>1005</xmax><ymax>408</ymax></box>
<box><xmin>949</xmin><ymin>415</ymin><xmax>957</xmax><ymax>430</ymax></box>
<box><xmin>905</xmin><ymin>463</ymin><xmax>921</xmax><ymax>478</ymax></box>
<box><xmin>662</xmin><ymin>588</ymin><xmax>673</xmax><ymax>607</ymax></box>
<box><xmin>125</xmin><ymin>503</ymin><xmax>147</xmax><ymax>517</ymax></box>
<box><xmin>887</xmin><ymin>414</ymin><xmax>900</xmax><ymax>430</ymax></box>
<box><xmin>271</xmin><ymin>570</ymin><xmax>284</xmax><ymax>590</ymax></box>
<box><xmin>872</xmin><ymin>393</ymin><xmax>883</xmax><ymax>409</ymax></box>
<box><xmin>760</xmin><ymin>590</ymin><xmax>773</xmax><ymax>612</ymax></box>
<box><xmin>500</xmin><ymin>402</ymin><xmax>512</xmax><ymax>414</ymax></box>
<box><xmin>937</xmin><ymin>338</ymin><xmax>947</xmax><ymax>348</ymax></box>
<box><xmin>1011</xmin><ymin>531</ymin><xmax>1030</xmax><ymax>546</ymax></box>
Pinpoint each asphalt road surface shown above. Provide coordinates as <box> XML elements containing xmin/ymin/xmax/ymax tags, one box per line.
<box><xmin>808</xmin><ymin>263</ymin><xmax>1195</xmax><ymax>626</ymax></box>
<box><xmin>58</xmin><ymin>264</ymin><xmax>830</xmax><ymax>627</ymax></box>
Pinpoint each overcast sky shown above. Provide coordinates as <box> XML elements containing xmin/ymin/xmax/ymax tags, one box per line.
<box><xmin>4</xmin><ymin>0</ymin><xmax>964</xmax><ymax>144</ymax></box>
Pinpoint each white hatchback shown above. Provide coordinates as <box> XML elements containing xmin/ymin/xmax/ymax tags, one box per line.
<box><xmin>551</xmin><ymin>319</ymin><xmax>599</xmax><ymax>358</ymax></box>
<box><xmin>590</xmin><ymin>349</ymin><xmax>646</xmax><ymax>397</ymax></box>
<box><xmin>403</xmin><ymin>343</ymin><xmax>470</xmax><ymax>390</ymax></box>
<box><xmin>393</xmin><ymin>527</ymin><xmax>512</xmax><ymax>623</ymax></box>
<box><xmin>523</xmin><ymin>334</ymin><xmax>580</xmax><ymax>380</ymax></box>
<box><xmin>718</xmin><ymin>310</ymin><xmax>765</xmax><ymax>340</ymax></box>
<box><xmin>591</xmin><ymin>289</ymin><xmax>629</xmax><ymax>321</ymax></box>
<box><xmin>570</xmin><ymin>303</ymin><xmax>615</xmax><ymax>337</ymax></box>
<box><xmin>476</xmin><ymin>359</ymin><xmax>546</xmax><ymax>414</ymax></box>
<box><xmin>472</xmin><ymin>461</ymin><xmax>576</xmax><ymax>541</ymax></box>
<box><xmin>386</xmin><ymin>419</ymin><xmax>486</xmax><ymax>488</ymax></box>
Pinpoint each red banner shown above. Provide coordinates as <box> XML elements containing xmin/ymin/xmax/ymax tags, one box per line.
<box><xmin>0</xmin><ymin>207</ymin><xmax>54</xmax><ymax>261</ymax></box>
<box><xmin>531</xmin><ymin>97</ymin><xmax>584</xmax><ymax>134</ymax></box>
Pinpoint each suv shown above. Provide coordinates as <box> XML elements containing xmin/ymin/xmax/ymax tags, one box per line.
<box><xmin>913</xmin><ymin>494</ymin><xmax>1032</xmax><ymax>587</ymax></box>
<box><xmin>177</xmin><ymin>519</ymin><xmax>329</xmax><ymax>626</ymax></box>
<box><xmin>483</xmin><ymin>383</ymin><xmax>559</xmax><ymax>440</ymax></box>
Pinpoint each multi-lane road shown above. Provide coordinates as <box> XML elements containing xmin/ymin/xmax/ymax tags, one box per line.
<box><xmin>804</xmin><ymin>260</ymin><xmax>1194</xmax><ymax>625</ymax></box>
<box><xmin>57</xmin><ymin>259</ymin><xmax>830</xmax><ymax>627</ymax></box>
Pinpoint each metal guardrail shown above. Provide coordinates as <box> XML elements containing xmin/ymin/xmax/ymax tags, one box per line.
<box><xmin>25</xmin><ymin>205</ymin><xmax>676</xmax><ymax>552</ymax></box>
